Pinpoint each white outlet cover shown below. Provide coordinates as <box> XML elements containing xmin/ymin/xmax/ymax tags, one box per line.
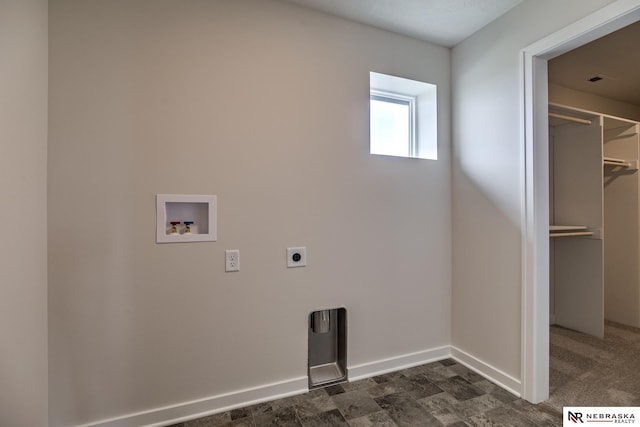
<box><xmin>225</xmin><ymin>249</ymin><xmax>240</xmax><ymax>272</ymax></box>
<box><xmin>287</xmin><ymin>247</ymin><xmax>307</xmax><ymax>268</ymax></box>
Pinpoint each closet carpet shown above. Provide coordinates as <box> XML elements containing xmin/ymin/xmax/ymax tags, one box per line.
<box><xmin>547</xmin><ymin>320</ymin><xmax>640</xmax><ymax>410</ymax></box>
<box><xmin>168</xmin><ymin>322</ymin><xmax>640</xmax><ymax>426</ymax></box>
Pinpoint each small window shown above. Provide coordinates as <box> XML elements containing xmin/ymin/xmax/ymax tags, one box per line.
<box><xmin>370</xmin><ymin>91</ymin><xmax>415</xmax><ymax>157</ymax></box>
<box><xmin>369</xmin><ymin>72</ymin><xmax>437</xmax><ymax>160</ymax></box>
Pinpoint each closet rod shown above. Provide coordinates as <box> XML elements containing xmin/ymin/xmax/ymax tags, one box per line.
<box><xmin>549</xmin><ymin>112</ymin><xmax>592</xmax><ymax>125</ymax></box>
<box><xmin>549</xmin><ymin>231</ymin><xmax>594</xmax><ymax>238</ymax></box>
<box><xmin>603</xmin><ymin>157</ymin><xmax>631</xmax><ymax>168</ymax></box>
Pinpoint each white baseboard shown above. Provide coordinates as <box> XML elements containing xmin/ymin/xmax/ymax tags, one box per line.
<box><xmin>83</xmin><ymin>345</ymin><xmax>523</xmax><ymax>427</ymax></box>
<box><xmin>82</xmin><ymin>377</ymin><xmax>309</xmax><ymax>427</ymax></box>
<box><xmin>450</xmin><ymin>346</ymin><xmax>521</xmax><ymax>397</ymax></box>
<box><xmin>347</xmin><ymin>346</ymin><xmax>451</xmax><ymax>382</ymax></box>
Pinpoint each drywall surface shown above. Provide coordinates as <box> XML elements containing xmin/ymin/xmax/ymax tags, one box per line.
<box><xmin>48</xmin><ymin>0</ymin><xmax>451</xmax><ymax>425</ymax></box>
<box><xmin>451</xmin><ymin>0</ymin><xmax>616</xmax><ymax>383</ymax></box>
<box><xmin>0</xmin><ymin>0</ymin><xmax>48</xmax><ymax>425</ymax></box>
<box><xmin>549</xmin><ymin>83</ymin><xmax>640</xmax><ymax>121</ymax></box>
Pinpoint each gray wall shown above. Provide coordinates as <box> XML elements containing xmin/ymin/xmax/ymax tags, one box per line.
<box><xmin>0</xmin><ymin>0</ymin><xmax>49</xmax><ymax>425</ymax></box>
<box><xmin>451</xmin><ymin>0</ymin><xmax>617</xmax><ymax>381</ymax></box>
<box><xmin>48</xmin><ymin>0</ymin><xmax>452</xmax><ymax>425</ymax></box>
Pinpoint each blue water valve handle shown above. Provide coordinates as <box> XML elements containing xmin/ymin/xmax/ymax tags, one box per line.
<box><xmin>183</xmin><ymin>221</ymin><xmax>194</xmax><ymax>234</ymax></box>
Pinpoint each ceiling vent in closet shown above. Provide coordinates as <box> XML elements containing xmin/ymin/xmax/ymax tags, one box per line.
<box><xmin>586</xmin><ymin>74</ymin><xmax>614</xmax><ymax>83</ymax></box>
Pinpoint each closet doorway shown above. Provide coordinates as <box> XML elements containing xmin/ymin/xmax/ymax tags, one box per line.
<box><xmin>521</xmin><ymin>2</ymin><xmax>640</xmax><ymax>404</ymax></box>
<box><xmin>548</xmin><ymin>21</ymin><xmax>640</xmax><ymax>336</ymax></box>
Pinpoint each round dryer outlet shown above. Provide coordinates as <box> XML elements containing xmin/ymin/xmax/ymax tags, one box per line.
<box><xmin>287</xmin><ymin>247</ymin><xmax>307</xmax><ymax>268</ymax></box>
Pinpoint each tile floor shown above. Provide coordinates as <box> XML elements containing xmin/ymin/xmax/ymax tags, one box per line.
<box><xmin>168</xmin><ymin>321</ymin><xmax>640</xmax><ymax>426</ymax></box>
<box><xmin>169</xmin><ymin>359</ymin><xmax>560</xmax><ymax>426</ymax></box>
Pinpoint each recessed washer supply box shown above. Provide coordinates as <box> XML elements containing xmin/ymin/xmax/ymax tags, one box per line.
<box><xmin>156</xmin><ymin>194</ymin><xmax>217</xmax><ymax>243</ymax></box>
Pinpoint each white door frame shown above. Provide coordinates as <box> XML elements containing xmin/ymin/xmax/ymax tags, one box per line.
<box><xmin>521</xmin><ymin>0</ymin><xmax>640</xmax><ymax>403</ymax></box>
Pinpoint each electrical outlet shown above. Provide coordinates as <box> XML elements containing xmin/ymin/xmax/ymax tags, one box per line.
<box><xmin>225</xmin><ymin>250</ymin><xmax>240</xmax><ymax>272</ymax></box>
<box><xmin>287</xmin><ymin>247</ymin><xmax>307</xmax><ymax>268</ymax></box>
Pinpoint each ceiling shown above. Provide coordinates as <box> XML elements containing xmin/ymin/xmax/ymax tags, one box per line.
<box><xmin>281</xmin><ymin>0</ymin><xmax>639</xmax><ymax>107</ymax></box>
<box><xmin>549</xmin><ymin>21</ymin><xmax>640</xmax><ymax>107</ymax></box>
<box><xmin>282</xmin><ymin>0</ymin><xmax>523</xmax><ymax>47</ymax></box>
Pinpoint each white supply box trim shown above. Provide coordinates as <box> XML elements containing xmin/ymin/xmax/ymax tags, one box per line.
<box><xmin>156</xmin><ymin>194</ymin><xmax>217</xmax><ymax>243</ymax></box>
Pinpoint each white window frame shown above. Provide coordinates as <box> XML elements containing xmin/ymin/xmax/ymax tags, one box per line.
<box><xmin>369</xmin><ymin>71</ymin><xmax>438</xmax><ymax>160</ymax></box>
<box><xmin>370</xmin><ymin>90</ymin><xmax>417</xmax><ymax>157</ymax></box>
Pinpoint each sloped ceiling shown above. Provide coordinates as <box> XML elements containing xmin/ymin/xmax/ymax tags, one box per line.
<box><xmin>281</xmin><ymin>0</ymin><xmax>523</xmax><ymax>47</ymax></box>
